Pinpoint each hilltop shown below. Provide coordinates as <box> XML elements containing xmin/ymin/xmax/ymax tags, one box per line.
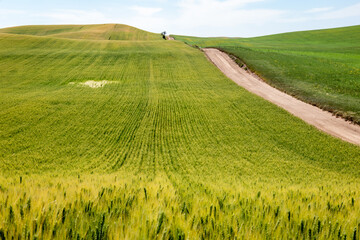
<box><xmin>0</xmin><ymin>24</ymin><xmax>162</xmax><ymax>40</ymax></box>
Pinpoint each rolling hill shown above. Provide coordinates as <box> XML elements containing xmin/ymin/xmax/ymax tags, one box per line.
<box><xmin>175</xmin><ymin>25</ymin><xmax>360</xmax><ymax>123</ymax></box>
<box><xmin>0</xmin><ymin>24</ymin><xmax>162</xmax><ymax>40</ymax></box>
<box><xmin>0</xmin><ymin>24</ymin><xmax>360</xmax><ymax>239</ymax></box>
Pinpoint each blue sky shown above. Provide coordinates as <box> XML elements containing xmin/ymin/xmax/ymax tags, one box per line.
<box><xmin>0</xmin><ymin>0</ymin><xmax>359</xmax><ymax>37</ymax></box>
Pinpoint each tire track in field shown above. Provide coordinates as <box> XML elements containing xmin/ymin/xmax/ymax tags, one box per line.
<box><xmin>204</xmin><ymin>48</ymin><xmax>360</xmax><ymax>146</ymax></box>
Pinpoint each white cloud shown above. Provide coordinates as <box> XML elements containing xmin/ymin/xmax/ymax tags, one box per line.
<box><xmin>178</xmin><ymin>0</ymin><xmax>264</xmax><ymax>9</ymax></box>
<box><xmin>124</xmin><ymin>16</ymin><xmax>166</xmax><ymax>33</ymax></box>
<box><xmin>130</xmin><ymin>6</ymin><xmax>163</xmax><ymax>16</ymax></box>
<box><xmin>171</xmin><ymin>0</ymin><xmax>284</xmax><ymax>36</ymax></box>
<box><xmin>271</xmin><ymin>3</ymin><xmax>360</xmax><ymax>25</ymax></box>
<box><xmin>0</xmin><ymin>9</ymin><xmax>25</xmax><ymax>15</ymax></box>
<box><xmin>317</xmin><ymin>3</ymin><xmax>360</xmax><ymax>20</ymax></box>
<box><xmin>177</xmin><ymin>0</ymin><xmax>283</xmax><ymax>26</ymax></box>
<box><xmin>34</xmin><ymin>9</ymin><xmax>108</xmax><ymax>24</ymax></box>
<box><xmin>306</xmin><ymin>7</ymin><xmax>333</xmax><ymax>13</ymax></box>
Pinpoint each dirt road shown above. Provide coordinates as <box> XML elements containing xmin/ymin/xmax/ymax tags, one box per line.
<box><xmin>203</xmin><ymin>48</ymin><xmax>360</xmax><ymax>146</ymax></box>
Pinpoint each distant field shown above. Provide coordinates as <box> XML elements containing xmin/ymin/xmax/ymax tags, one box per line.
<box><xmin>175</xmin><ymin>25</ymin><xmax>360</xmax><ymax>123</ymax></box>
<box><xmin>0</xmin><ymin>25</ymin><xmax>360</xmax><ymax>239</ymax></box>
<box><xmin>0</xmin><ymin>24</ymin><xmax>162</xmax><ymax>40</ymax></box>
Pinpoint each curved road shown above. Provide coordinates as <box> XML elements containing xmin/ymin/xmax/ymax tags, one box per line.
<box><xmin>203</xmin><ymin>48</ymin><xmax>360</xmax><ymax>146</ymax></box>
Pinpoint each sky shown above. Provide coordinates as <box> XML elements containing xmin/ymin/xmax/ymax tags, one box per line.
<box><xmin>0</xmin><ymin>0</ymin><xmax>360</xmax><ymax>37</ymax></box>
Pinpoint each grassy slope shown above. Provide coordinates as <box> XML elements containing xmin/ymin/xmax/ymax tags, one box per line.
<box><xmin>175</xmin><ymin>25</ymin><xmax>360</xmax><ymax>123</ymax></box>
<box><xmin>0</xmin><ymin>26</ymin><xmax>360</xmax><ymax>239</ymax></box>
<box><xmin>0</xmin><ymin>24</ymin><xmax>162</xmax><ymax>40</ymax></box>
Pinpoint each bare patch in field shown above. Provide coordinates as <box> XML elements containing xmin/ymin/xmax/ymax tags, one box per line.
<box><xmin>69</xmin><ymin>80</ymin><xmax>116</xmax><ymax>88</ymax></box>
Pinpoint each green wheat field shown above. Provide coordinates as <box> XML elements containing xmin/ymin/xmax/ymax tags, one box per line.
<box><xmin>0</xmin><ymin>24</ymin><xmax>360</xmax><ymax>239</ymax></box>
<box><xmin>175</xmin><ymin>25</ymin><xmax>360</xmax><ymax>123</ymax></box>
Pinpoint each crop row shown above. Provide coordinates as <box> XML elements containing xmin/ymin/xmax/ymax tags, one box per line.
<box><xmin>1</xmin><ymin>175</ymin><xmax>360</xmax><ymax>239</ymax></box>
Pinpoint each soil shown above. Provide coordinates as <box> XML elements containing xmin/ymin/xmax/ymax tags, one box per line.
<box><xmin>69</xmin><ymin>80</ymin><xmax>114</xmax><ymax>88</ymax></box>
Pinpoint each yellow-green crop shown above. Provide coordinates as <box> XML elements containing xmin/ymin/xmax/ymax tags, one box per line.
<box><xmin>0</xmin><ymin>25</ymin><xmax>360</xmax><ymax>239</ymax></box>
